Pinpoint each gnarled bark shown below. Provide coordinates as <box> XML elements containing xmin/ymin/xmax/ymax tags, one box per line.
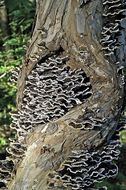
<box><xmin>2</xmin><ymin>0</ymin><xmax>125</xmax><ymax>190</ymax></box>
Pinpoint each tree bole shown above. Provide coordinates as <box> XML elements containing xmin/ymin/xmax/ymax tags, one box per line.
<box><xmin>2</xmin><ymin>0</ymin><xmax>125</xmax><ymax>190</ymax></box>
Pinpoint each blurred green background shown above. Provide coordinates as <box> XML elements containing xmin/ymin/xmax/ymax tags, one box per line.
<box><xmin>0</xmin><ymin>0</ymin><xmax>126</xmax><ymax>189</ymax></box>
<box><xmin>0</xmin><ymin>0</ymin><xmax>35</xmax><ymax>153</ymax></box>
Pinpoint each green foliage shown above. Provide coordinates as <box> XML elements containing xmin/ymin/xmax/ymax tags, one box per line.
<box><xmin>0</xmin><ymin>137</ymin><xmax>7</xmax><ymax>154</ymax></box>
<box><xmin>120</xmin><ymin>130</ymin><xmax>126</xmax><ymax>144</ymax></box>
<box><xmin>0</xmin><ymin>0</ymin><xmax>35</xmax><ymax>148</ymax></box>
<box><xmin>119</xmin><ymin>112</ymin><xmax>126</xmax><ymax>144</ymax></box>
<box><xmin>0</xmin><ymin>137</ymin><xmax>6</xmax><ymax>147</ymax></box>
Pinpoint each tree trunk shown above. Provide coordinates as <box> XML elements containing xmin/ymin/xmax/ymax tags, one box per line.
<box><xmin>1</xmin><ymin>0</ymin><xmax>126</xmax><ymax>190</ymax></box>
<box><xmin>0</xmin><ymin>0</ymin><xmax>9</xmax><ymax>40</ymax></box>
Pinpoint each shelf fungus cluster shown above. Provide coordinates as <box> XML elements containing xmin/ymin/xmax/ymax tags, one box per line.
<box><xmin>13</xmin><ymin>55</ymin><xmax>92</xmax><ymax>134</ymax></box>
<box><xmin>101</xmin><ymin>0</ymin><xmax>126</xmax><ymax>88</ymax></box>
<box><xmin>9</xmin><ymin>66</ymin><xmax>22</xmax><ymax>84</ymax></box>
<box><xmin>0</xmin><ymin>54</ymin><xmax>93</xmax><ymax>189</ymax></box>
<box><xmin>48</xmin><ymin>141</ymin><xmax>121</xmax><ymax>190</ymax></box>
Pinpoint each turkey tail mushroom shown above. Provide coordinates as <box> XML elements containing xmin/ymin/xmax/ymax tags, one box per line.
<box><xmin>48</xmin><ymin>140</ymin><xmax>121</xmax><ymax>189</ymax></box>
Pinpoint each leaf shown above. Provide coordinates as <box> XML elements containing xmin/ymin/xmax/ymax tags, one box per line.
<box><xmin>0</xmin><ymin>137</ymin><xmax>7</xmax><ymax>146</ymax></box>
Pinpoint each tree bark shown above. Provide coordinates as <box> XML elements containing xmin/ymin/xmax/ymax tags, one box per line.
<box><xmin>2</xmin><ymin>0</ymin><xmax>125</xmax><ymax>189</ymax></box>
<box><xmin>0</xmin><ymin>0</ymin><xmax>9</xmax><ymax>40</ymax></box>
